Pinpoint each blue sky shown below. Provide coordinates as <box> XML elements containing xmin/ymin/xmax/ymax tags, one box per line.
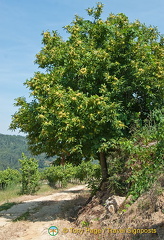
<box><xmin>0</xmin><ymin>0</ymin><xmax>163</xmax><ymax>136</ymax></box>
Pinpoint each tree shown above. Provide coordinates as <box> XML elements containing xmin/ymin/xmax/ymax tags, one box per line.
<box><xmin>10</xmin><ymin>3</ymin><xmax>164</xmax><ymax>181</ymax></box>
<box><xmin>19</xmin><ymin>154</ymin><xmax>40</xmax><ymax>194</ymax></box>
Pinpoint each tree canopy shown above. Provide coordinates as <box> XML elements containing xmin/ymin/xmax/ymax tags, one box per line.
<box><xmin>10</xmin><ymin>3</ymin><xmax>164</xmax><ymax>180</ymax></box>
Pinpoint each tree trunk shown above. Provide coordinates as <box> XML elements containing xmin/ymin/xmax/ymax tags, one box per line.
<box><xmin>60</xmin><ymin>155</ymin><xmax>65</xmax><ymax>166</ymax></box>
<box><xmin>99</xmin><ymin>152</ymin><xmax>108</xmax><ymax>181</ymax></box>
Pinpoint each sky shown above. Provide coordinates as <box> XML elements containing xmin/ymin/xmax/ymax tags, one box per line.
<box><xmin>0</xmin><ymin>0</ymin><xmax>163</xmax><ymax>136</ymax></box>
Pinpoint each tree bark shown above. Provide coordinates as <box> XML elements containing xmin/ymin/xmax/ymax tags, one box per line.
<box><xmin>60</xmin><ymin>155</ymin><xmax>65</xmax><ymax>166</ymax></box>
<box><xmin>99</xmin><ymin>152</ymin><xmax>108</xmax><ymax>181</ymax></box>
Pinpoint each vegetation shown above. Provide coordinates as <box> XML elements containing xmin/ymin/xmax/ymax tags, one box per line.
<box><xmin>19</xmin><ymin>154</ymin><xmax>40</xmax><ymax>194</ymax></box>
<box><xmin>10</xmin><ymin>3</ymin><xmax>163</xmax><ymax>181</ymax></box>
<box><xmin>0</xmin><ymin>180</ymin><xmax>65</xmax><ymax>204</ymax></box>
<box><xmin>43</xmin><ymin>160</ymin><xmax>101</xmax><ymax>191</ymax></box>
<box><xmin>0</xmin><ymin>133</ymin><xmax>55</xmax><ymax>170</ymax></box>
<box><xmin>0</xmin><ymin>134</ymin><xmax>27</xmax><ymax>170</ymax></box>
<box><xmin>0</xmin><ymin>202</ymin><xmax>18</xmax><ymax>212</ymax></box>
<box><xmin>0</xmin><ymin>184</ymin><xmax>21</xmax><ymax>203</ymax></box>
<box><xmin>125</xmin><ymin>110</ymin><xmax>164</xmax><ymax>199</ymax></box>
<box><xmin>13</xmin><ymin>210</ymin><xmax>31</xmax><ymax>222</ymax></box>
<box><xmin>0</xmin><ymin>168</ymin><xmax>21</xmax><ymax>190</ymax></box>
<box><xmin>8</xmin><ymin>3</ymin><xmax>164</xmax><ymax>199</ymax></box>
<box><xmin>106</xmin><ymin>111</ymin><xmax>164</xmax><ymax>199</ymax></box>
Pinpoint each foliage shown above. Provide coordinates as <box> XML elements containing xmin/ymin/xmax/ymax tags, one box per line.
<box><xmin>0</xmin><ymin>168</ymin><xmax>21</xmax><ymax>190</ymax></box>
<box><xmin>106</xmin><ymin>150</ymin><xmax>129</xmax><ymax>195</ymax></box>
<box><xmin>19</xmin><ymin>154</ymin><xmax>40</xmax><ymax>194</ymax></box>
<box><xmin>154</xmin><ymin>108</ymin><xmax>164</xmax><ymax>157</ymax></box>
<box><xmin>75</xmin><ymin>160</ymin><xmax>101</xmax><ymax>193</ymax></box>
<box><xmin>81</xmin><ymin>220</ymin><xmax>90</xmax><ymax>227</ymax></box>
<box><xmin>10</xmin><ymin>3</ymin><xmax>164</xmax><ymax>181</ymax></box>
<box><xmin>43</xmin><ymin>161</ymin><xmax>101</xmax><ymax>190</ymax></box>
<box><xmin>102</xmin><ymin>108</ymin><xmax>164</xmax><ymax>199</ymax></box>
<box><xmin>44</xmin><ymin>164</ymin><xmax>72</xmax><ymax>188</ymax></box>
<box><xmin>122</xmin><ymin>113</ymin><xmax>163</xmax><ymax>199</ymax></box>
<box><xmin>0</xmin><ymin>133</ymin><xmax>55</xmax><ymax>170</ymax></box>
<box><xmin>0</xmin><ymin>134</ymin><xmax>28</xmax><ymax>170</ymax></box>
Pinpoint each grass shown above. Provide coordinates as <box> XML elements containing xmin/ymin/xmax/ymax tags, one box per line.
<box><xmin>0</xmin><ymin>181</ymin><xmax>82</xmax><ymax>205</ymax></box>
<box><xmin>37</xmin><ymin>182</ymin><xmax>78</xmax><ymax>195</ymax></box>
<box><xmin>0</xmin><ymin>182</ymin><xmax>84</xmax><ymax>222</ymax></box>
<box><xmin>0</xmin><ymin>184</ymin><xmax>21</xmax><ymax>204</ymax></box>
<box><xmin>32</xmin><ymin>181</ymin><xmax>80</xmax><ymax>194</ymax></box>
<box><xmin>0</xmin><ymin>202</ymin><xmax>18</xmax><ymax>211</ymax></box>
<box><xmin>36</xmin><ymin>183</ymin><xmax>55</xmax><ymax>195</ymax></box>
<box><xmin>12</xmin><ymin>210</ymin><xmax>31</xmax><ymax>222</ymax></box>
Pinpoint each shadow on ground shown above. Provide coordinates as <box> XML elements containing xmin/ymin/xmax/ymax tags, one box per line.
<box><xmin>0</xmin><ymin>188</ymin><xmax>90</xmax><ymax>223</ymax></box>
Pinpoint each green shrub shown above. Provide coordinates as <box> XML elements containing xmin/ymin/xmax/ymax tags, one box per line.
<box><xmin>125</xmin><ymin>111</ymin><xmax>164</xmax><ymax>200</ymax></box>
<box><xmin>0</xmin><ymin>168</ymin><xmax>21</xmax><ymax>190</ymax></box>
<box><xmin>43</xmin><ymin>160</ymin><xmax>101</xmax><ymax>191</ymax></box>
<box><xmin>19</xmin><ymin>153</ymin><xmax>40</xmax><ymax>194</ymax></box>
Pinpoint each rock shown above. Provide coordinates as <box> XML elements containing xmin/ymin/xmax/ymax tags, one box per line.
<box><xmin>105</xmin><ymin>195</ymin><xmax>126</xmax><ymax>214</ymax></box>
<box><xmin>107</xmin><ymin>204</ymin><xmax>115</xmax><ymax>214</ymax></box>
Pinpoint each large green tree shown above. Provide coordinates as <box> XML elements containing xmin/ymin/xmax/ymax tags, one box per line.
<box><xmin>10</xmin><ymin>3</ymin><xmax>164</xmax><ymax>181</ymax></box>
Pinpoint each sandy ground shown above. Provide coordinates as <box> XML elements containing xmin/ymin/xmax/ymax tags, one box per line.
<box><xmin>0</xmin><ymin>185</ymin><xmax>90</xmax><ymax>240</ymax></box>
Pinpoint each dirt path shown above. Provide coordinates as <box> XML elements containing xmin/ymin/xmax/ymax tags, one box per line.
<box><xmin>0</xmin><ymin>185</ymin><xmax>90</xmax><ymax>240</ymax></box>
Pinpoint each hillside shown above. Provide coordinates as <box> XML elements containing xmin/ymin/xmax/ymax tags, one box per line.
<box><xmin>0</xmin><ymin>134</ymin><xmax>55</xmax><ymax>170</ymax></box>
<box><xmin>0</xmin><ymin>180</ymin><xmax>163</xmax><ymax>240</ymax></box>
<box><xmin>76</xmin><ymin>175</ymin><xmax>164</xmax><ymax>240</ymax></box>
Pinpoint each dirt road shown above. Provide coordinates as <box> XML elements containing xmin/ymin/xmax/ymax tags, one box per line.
<box><xmin>0</xmin><ymin>185</ymin><xmax>89</xmax><ymax>240</ymax></box>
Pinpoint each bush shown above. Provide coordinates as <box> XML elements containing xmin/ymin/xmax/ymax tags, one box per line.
<box><xmin>43</xmin><ymin>160</ymin><xmax>101</xmax><ymax>191</ymax></box>
<box><xmin>125</xmin><ymin>111</ymin><xmax>164</xmax><ymax>200</ymax></box>
<box><xmin>0</xmin><ymin>168</ymin><xmax>21</xmax><ymax>190</ymax></box>
<box><xmin>19</xmin><ymin>153</ymin><xmax>40</xmax><ymax>194</ymax></box>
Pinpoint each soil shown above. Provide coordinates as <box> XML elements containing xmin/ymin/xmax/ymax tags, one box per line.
<box><xmin>0</xmin><ymin>185</ymin><xmax>90</xmax><ymax>240</ymax></box>
<box><xmin>0</xmin><ymin>179</ymin><xmax>164</xmax><ymax>240</ymax></box>
<box><xmin>76</xmin><ymin>178</ymin><xmax>164</xmax><ymax>240</ymax></box>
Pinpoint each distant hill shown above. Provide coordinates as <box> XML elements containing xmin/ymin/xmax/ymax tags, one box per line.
<box><xmin>0</xmin><ymin>134</ymin><xmax>55</xmax><ymax>170</ymax></box>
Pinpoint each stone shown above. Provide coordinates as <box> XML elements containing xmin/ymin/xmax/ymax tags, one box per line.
<box><xmin>105</xmin><ymin>195</ymin><xmax>126</xmax><ymax>214</ymax></box>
